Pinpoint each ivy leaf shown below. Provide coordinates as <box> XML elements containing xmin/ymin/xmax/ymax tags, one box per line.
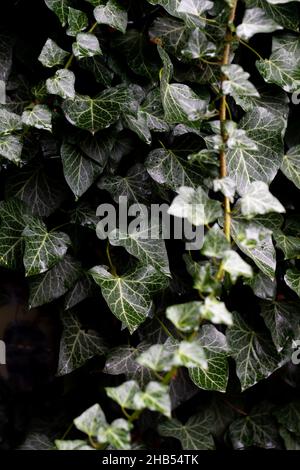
<box><xmin>239</xmin><ymin>181</ymin><xmax>285</xmax><ymax>218</ymax></box>
<box><xmin>58</xmin><ymin>311</ymin><xmax>107</xmax><ymax>375</ymax></box>
<box><xmin>146</xmin><ymin>148</ymin><xmax>203</xmax><ymax>191</ymax></box>
<box><xmin>175</xmin><ymin>340</ymin><xmax>208</xmax><ymax>369</ymax></box>
<box><xmin>261</xmin><ymin>301</ymin><xmax>300</xmax><ymax>354</ymax></box>
<box><xmin>104</xmin><ymin>343</ymin><xmax>154</xmax><ymax>386</ymax></box>
<box><xmin>256</xmin><ymin>34</ymin><xmax>300</xmax><ymax>93</ymax></box>
<box><xmin>189</xmin><ymin>324</ymin><xmax>229</xmax><ymax>392</ymax></box>
<box><xmin>46</xmin><ymin>69</ymin><xmax>75</xmax><ymax>100</ymax></box>
<box><xmin>97</xmin><ymin>418</ymin><xmax>133</xmax><ymax>450</ymax></box>
<box><xmin>98</xmin><ymin>164</ymin><xmax>151</xmax><ymax>204</ymax></box>
<box><xmin>166</xmin><ymin>301</ymin><xmax>202</xmax><ymax>332</ymax></box>
<box><xmin>201</xmin><ymin>224</ymin><xmax>230</xmax><ymax>259</ymax></box>
<box><xmin>64</xmin><ymin>276</ymin><xmax>97</xmax><ymax>310</ymax></box>
<box><xmin>213</xmin><ymin>176</ymin><xmax>236</xmax><ymax>203</ymax></box>
<box><xmin>168</xmin><ymin>186</ymin><xmax>223</xmax><ymax>226</ymax></box>
<box><xmin>284</xmin><ymin>268</ymin><xmax>300</xmax><ymax>297</ymax></box>
<box><xmin>246</xmin><ymin>271</ymin><xmax>277</xmax><ymax>300</ymax></box>
<box><xmin>140</xmin><ymin>89</ymin><xmax>170</xmax><ymax>133</ymax></box>
<box><xmin>279</xmin><ymin>427</ymin><xmax>300</xmax><ymax>450</ymax></box>
<box><xmin>231</xmin><ymin>219</ymin><xmax>276</xmax><ymax>279</ymax></box>
<box><xmin>94</xmin><ymin>0</ymin><xmax>128</xmax><ymax>34</ymax></box>
<box><xmin>67</xmin><ymin>7</ymin><xmax>88</xmax><ymax>37</ymax></box>
<box><xmin>0</xmin><ymin>198</ymin><xmax>26</xmax><ymax>269</ymax></box>
<box><xmin>89</xmin><ymin>264</ymin><xmax>168</xmax><ymax>334</ymax></box>
<box><xmin>182</xmin><ymin>28</ymin><xmax>216</xmax><ymax>60</ymax></box>
<box><xmin>281</xmin><ymin>146</ymin><xmax>300</xmax><ymax>190</ymax></box>
<box><xmin>133</xmin><ymin>381</ymin><xmax>171</xmax><ymax>417</ymax></box>
<box><xmin>22</xmin><ymin>216</ymin><xmax>71</xmax><ymax>276</ymax></box>
<box><xmin>253</xmin><ymin>0</ymin><xmax>299</xmax><ymax>30</ymax></box>
<box><xmin>149</xmin><ymin>16</ymin><xmax>189</xmax><ymax>57</ymax></box>
<box><xmin>0</xmin><ymin>134</ymin><xmax>23</xmax><ymax>163</ymax></box>
<box><xmin>105</xmin><ymin>380</ymin><xmax>141</xmax><ymax>410</ymax></box>
<box><xmin>148</xmin><ymin>0</ymin><xmax>213</xmax><ymax>27</ymax></box>
<box><xmin>28</xmin><ymin>254</ymin><xmax>81</xmax><ymax>308</ymax></box>
<box><xmin>274</xmin><ymin>401</ymin><xmax>300</xmax><ymax>435</ymax></box>
<box><xmin>228</xmin><ymin>106</ymin><xmax>285</xmax><ymax>194</ymax></box>
<box><xmin>227</xmin><ymin>313</ymin><xmax>280</xmax><ymax>391</ymax></box>
<box><xmin>6</xmin><ymin>161</ymin><xmax>65</xmax><ymax>217</ymax></box>
<box><xmin>22</xmin><ymin>105</ymin><xmax>52</xmax><ymax>132</ymax></box>
<box><xmin>79</xmin><ymin>56</ymin><xmax>113</xmax><ymax>86</ymax></box>
<box><xmin>274</xmin><ymin>230</ymin><xmax>300</xmax><ymax>259</ymax></box>
<box><xmin>108</xmin><ymin>227</ymin><xmax>170</xmax><ymax>276</ymax></box>
<box><xmin>56</xmin><ymin>440</ymin><xmax>94</xmax><ymax>450</ymax></box>
<box><xmin>60</xmin><ymin>142</ymin><xmax>102</xmax><ymax>199</ymax></box>
<box><xmin>136</xmin><ymin>344</ymin><xmax>175</xmax><ymax>372</ymax></box>
<box><xmin>74</xmin><ymin>403</ymin><xmax>107</xmax><ymax>437</ymax></box>
<box><xmin>222</xmin><ymin>250</ymin><xmax>253</xmax><ymax>283</ymax></box>
<box><xmin>158</xmin><ymin>47</ymin><xmax>209</xmax><ymax>125</ymax></box>
<box><xmin>158</xmin><ymin>413</ymin><xmax>215</xmax><ymax>450</ymax></box>
<box><xmin>44</xmin><ymin>0</ymin><xmax>69</xmax><ymax>26</ymax></box>
<box><xmin>222</xmin><ymin>64</ymin><xmax>259</xmax><ymax>104</ymax></box>
<box><xmin>38</xmin><ymin>38</ymin><xmax>69</xmax><ymax>68</ymax></box>
<box><xmin>236</xmin><ymin>7</ymin><xmax>282</xmax><ymax>40</ymax></box>
<box><xmin>200</xmin><ymin>297</ymin><xmax>233</xmax><ymax>326</ymax></box>
<box><xmin>62</xmin><ymin>87</ymin><xmax>128</xmax><ymax>134</ymax></box>
<box><xmin>72</xmin><ymin>33</ymin><xmax>102</xmax><ymax>60</ymax></box>
<box><xmin>229</xmin><ymin>404</ymin><xmax>281</xmax><ymax>449</ymax></box>
<box><xmin>0</xmin><ymin>108</ymin><xmax>22</xmax><ymax>134</ymax></box>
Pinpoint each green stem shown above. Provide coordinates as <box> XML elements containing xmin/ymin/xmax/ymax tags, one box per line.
<box><xmin>238</xmin><ymin>37</ymin><xmax>263</xmax><ymax>60</ymax></box>
<box><xmin>106</xmin><ymin>241</ymin><xmax>116</xmax><ymax>275</ymax></box>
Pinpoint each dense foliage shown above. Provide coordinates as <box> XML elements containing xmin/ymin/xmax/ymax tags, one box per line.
<box><xmin>1</xmin><ymin>0</ymin><xmax>300</xmax><ymax>450</ymax></box>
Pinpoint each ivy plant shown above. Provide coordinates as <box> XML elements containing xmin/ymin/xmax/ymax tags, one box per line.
<box><xmin>2</xmin><ymin>0</ymin><xmax>300</xmax><ymax>451</ymax></box>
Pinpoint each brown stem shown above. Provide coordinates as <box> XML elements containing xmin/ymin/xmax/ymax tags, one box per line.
<box><xmin>219</xmin><ymin>0</ymin><xmax>238</xmax><ymax>242</ymax></box>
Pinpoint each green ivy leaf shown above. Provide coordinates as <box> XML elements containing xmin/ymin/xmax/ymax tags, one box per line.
<box><xmin>89</xmin><ymin>264</ymin><xmax>168</xmax><ymax>334</ymax></box>
<box><xmin>58</xmin><ymin>310</ymin><xmax>106</xmax><ymax>375</ymax></box>
<box><xmin>200</xmin><ymin>297</ymin><xmax>233</xmax><ymax>326</ymax></box>
<box><xmin>108</xmin><ymin>226</ymin><xmax>170</xmax><ymax>276</ymax></box>
<box><xmin>229</xmin><ymin>404</ymin><xmax>281</xmax><ymax>449</ymax></box>
<box><xmin>274</xmin><ymin>401</ymin><xmax>300</xmax><ymax>435</ymax></box>
<box><xmin>256</xmin><ymin>34</ymin><xmax>300</xmax><ymax>93</ymax></box>
<box><xmin>6</xmin><ymin>161</ymin><xmax>65</xmax><ymax>217</ymax></box>
<box><xmin>0</xmin><ymin>198</ymin><xmax>26</xmax><ymax>269</ymax></box>
<box><xmin>239</xmin><ymin>181</ymin><xmax>285</xmax><ymax>218</ymax></box>
<box><xmin>222</xmin><ymin>64</ymin><xmax>259</xmax><ymax>103</ymax></box>
<box><xmin>136</xmin><ymin>344</ymin><xmax>175</xmax><ymax>372</ymax></box>
<box><xmin>67</xmin><ymin>7</ymin><xmax>88</xmax><ymax>37</ymax></box>
<box><xmin>72</xmin><ymin>33</ymin><xmax>102</xmax><ymax>60</ymax></box>
<box><xmin>237</xmin><ymin>7</ymin><xmax>282</xmax><ymax>40</ymax></box>
<box><xmin>261</xmin><ymin>301</ymin><xmax>300</xmax><ymax>354</ymax></box>
<box><xmin>146</xmin><ymin>148</ymin><xmax>203</xmax><ymax>190</ymax></box>
<box><xmin>94</xmin><ymin>0</ymin><xmax>128</xmax><ymax>34</ymax></box>
<box><xmin>175</xmin><ymin>340</ymin><xmax>208</xmax><ymax>369</ymax></box>
<box><xmin>168</xmin><ymin>186</ymin><xmax>223</xmax><ymax>226</ymax></box>
<box><xmin>44</xmin><ymin>0</ymin><xmax>70</xmax><ymax>26</ymax></box>
<box><xmin>274</xmin><ymin>230</ymin><xmax>300</xmax><ymax>259</ymax></box>
<box><xmin>252</xmin><ymin>0</ymin><xmax>299</xmax><ymax>30</ymax></box>
<box><xmin>56</xmin><ymin>440</ymin><xmax>94</xmax><ymax>450</ymax></box>
<box><xmin>222</xmin><ymin>250</ymin><xmax>253</xmax><ymax>283</ymax></box>
<box><xmin>148</xmin><ymin>0</ymin><xmax>213</xmax><ymax>27</ymax></box>
<box><xmin>28</xmin><ymin>254</ymin><xmax>81</xmax><ymax>308</ymax></box>
<box><xmin>74</xmin><ymin>403</ymin><xmax>107</xmax><ymax>437</ymax></box>
<box><xmin>201</xmin><ymin>224</ymin><xmax>230</xmax><ymax>259</ymax></box>
<box><xmin>104</xmin><ymin>343</ymin><xmax>154</xmax><ymax>386</ymax></box>
<box><xmin>189</xmin><ymin>324</ymin><xmax>229</xmax><ymax>392</ymax></box>
<box><xmin>166</xmin><ymin>301</ymin><xmax>202</xmax><ymax>332</ymax></box>
<box><xmin>38</xmin><ymin>38</ymin><xmax>69</xmax><ymax>68</ymax></box>
<box><xmin>284</xmin><ymin>268</ymin><xmax>300</xmax><ymax>297</ymax></box>
<box><xmin>0</xmin><ymin>134</ymin><xmax>23</xmax><ymax>163</ymax></box>
<box><xmin>158</xmin><ymin>413</ymin><xmax>215</xmax><ymax>450</ymax></box>
<box><xmin>133</xmin><ymin>381</ymin><xmax>171</xmax><ymax>417</ymax></box>
<box><xmin>61</xmin><ymin>142</ymin><xmax>102</xmax><ymax>199</ymax></box>
<box><xmin>228</xmin><ymin>106</ymin><xmax>285</xmax><ymax>194</ymax></box>
<box><xmin>22</xmin><ymin>104</ymin><xmax>52</xmax><ymax>132</ymax></box>
<box><xmin>97</xmin><ymin>418</ymin><xmax>133</xmax><ymax>450</ymax></box>
<box><xmin>0</xmin><ymin>108</ymin><xmax>22</xmax><ymax>134</ymax></box>
<box><xmin>279</xmin><ymin>427</ymin><xmax>300</xmax><ymax>450</ymax></box>
<box><xmin>281</xmin><ymin>146</ymin><xmax>300</xmax><ymax>190</ymax></box>
<box><xmin>105</xmin><ymin>380</ymin><xmax>141</xmax><ymax>410</ymax></box>
<box><xmin>227</xmin><ymin>313</ymin><xmax>280</xmax><ymax>391</ymax></box>
<box><xmin>98</xmin><ymin>164</ymin><xmax>151</xmax><ymax>203</ymax></box>
<box><xmin>22</xmin><ymin>216</ymin><xmax>70</xmax><ymax>276</ymax></box>
<box><xmin>62</xmin><ymin>87</ymin><xmax>128</xmax><ymax>134</ymax></box>
<box><xmin>46</xmin><ymin>69</ymin><xmax>75</xmax><ymax>99</ymax></box>
<box><xmin>158</xmin><ymin>47</ymin><xmax>209</xmax><ymax>125</ymax></box>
